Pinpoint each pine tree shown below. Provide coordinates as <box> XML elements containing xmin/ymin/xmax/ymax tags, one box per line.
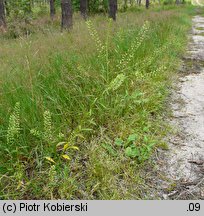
<box><xmin>50</xmin><ymin>0</ymin><xmax>56</xmax><ymax>20</ymax></box>
<box><xmin>146</xmin><ymin>0</ymin><xmax>150</xmax><ymax>9</ymax></box>
<box><xmin>61</xmin><ymin>0</ymin><xmax>73</xmax><ymax>30</ymax></box>
<box><xmin>109</xmin><ymin>0</ymin><xmax>117</xmax><ymax>21</ymax></box>
<box><xmin>80</xmin><ymin>0</ymin><xmax>87</xmax><ymax>20</ymax></box>
<box><xmin>0</xmin><ymin>0</ymin><xmax>6</xmax><ymax>28</ymax></box>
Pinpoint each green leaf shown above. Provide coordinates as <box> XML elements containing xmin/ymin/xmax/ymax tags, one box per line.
<box><xmin>45</xmin><ymin>157</ymin><xmax>55</xmax><ymax>163</ymax></box>
<box><xmin>127</xmin><ymin>134</ymin><xmax>137</xmax><ymax>143</ymax></box>
<box><xmin>125</xmin><ymin>146</ymin><xmax>139</xmax><ymax>158</ymax></box>
<box><xmin>69</xmin><ymin>146</ymin><xmax>79</xmax><ymax>151</ymax></box>
<box><xmin>143</xmin><ymin>136</ymin><xmax>148</xmax><ymax>143</ymax></box>
<box><xmin>63</xmin><ymin>143</ymin><xmax>69</xmax><ymax>151</ymax></box>
<box><xmin>56</xmin><ymin>142</ymin><xmax>67</xmax><ymax>147</ymax></box>
<box><xmin>81</xmin><ymin>128</ymin><xmax>93</xmax><ymax>132</ymax></box>
<box><xmin>143</xmin><ymin>127</ymin><xmax>149</xmax><ymax>132</ymax></box>
<box><xmin>114</xmin><ymin>138</ymin><xmax>123</xmax><ymax>146</ymax></box>
<box><xmin>62</xmin><ymin>155</ymin><xmax>71</xmax><ymax>160</ymax></box>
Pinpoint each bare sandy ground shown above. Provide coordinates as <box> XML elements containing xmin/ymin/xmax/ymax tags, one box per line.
<box><xmin>155</xmin><ymin>16</ymin><xmax>204</xmax><ymax>200</ymax></box>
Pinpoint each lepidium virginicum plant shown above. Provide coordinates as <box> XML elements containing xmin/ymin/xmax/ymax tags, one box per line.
<box><xmin>86</xmin><ymin>19</ymin><xmax>113</xmax><ymax>82</ymax></box>
<box><xmin>30</xmin><ymin>110</ymin><xmax>79</xmax><ymax>164</ymax></box>
<box><xmin>117</xmin><ymin>21</ymin><xmax>150</xmax><ymax>72</ymax></box>
<box><xmin>6</xmin><ymin>102</ymin><xmax>21</xmax><ymax>155</ymax></box>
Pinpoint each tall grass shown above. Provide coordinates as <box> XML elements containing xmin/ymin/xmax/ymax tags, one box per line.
<box><xmin>0</xmin><ymin>6</ymin><xmax>193</xmax><ymax>199</ymax></box>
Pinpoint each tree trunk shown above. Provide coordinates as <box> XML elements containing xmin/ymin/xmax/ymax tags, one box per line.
<box><xmin>50</xmin><ymin>0</ymin><xmax>56</xmax><ymax>20</ymax></box>
<box><xmin>0</xmin><ymin>0</ymin><xmax>6</xmax><ymax>28</ymax></box>
<box><xmin>146</xmin><ymin>0</ymin><xmax>150</xmax><ymax>9</ymax></box>
<box><xmin>109</xmin><ymin>0</ymin><xmax>117</xmax><ymax>21</ymax></box>
<box><xmin>61</xmin><ymin>0</ymin><xmax>73</xmax><ymax>30</ymax></box>
<box><xmin>80</xmin><ymin>0</ymin><xmax>87</xmax><ymax>20</ymax></box>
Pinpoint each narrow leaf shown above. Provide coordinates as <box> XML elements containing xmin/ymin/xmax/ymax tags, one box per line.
<box><xmin>62</xmin><ymin>155</ymin><xmax>71</xmax><ymax>160</ymax></box>
<box><xmin>45</xmin><ymin>157</ymin><xmax>55</xmax><ymax>163</ymax></box>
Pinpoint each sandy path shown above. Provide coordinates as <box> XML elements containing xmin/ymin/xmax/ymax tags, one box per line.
<box><xmin>158</xmin><ymin>16</ymin><xmax>204</xmax><ymax>200</ymax></box>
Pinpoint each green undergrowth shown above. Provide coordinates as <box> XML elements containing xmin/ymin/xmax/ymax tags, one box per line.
<box><xmin>0</xmin><ymin>6</ymin><xmax>193</xmax><ymax>199</ymax></box>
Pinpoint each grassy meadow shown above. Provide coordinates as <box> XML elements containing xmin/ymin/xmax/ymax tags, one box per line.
<box><xmin>0</xmin><ymin>5</ymin><xmax>196</xmax><ymax>199</ymax></box>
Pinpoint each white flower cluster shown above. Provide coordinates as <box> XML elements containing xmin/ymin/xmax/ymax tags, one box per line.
<box><xmin>43</xmin><ymin>110</ymin><xmax>52</xmax><ymax>142</ymax></box>
<box><xmin>7</xmin><ymin>102</ymin><xmax>21</xmax><ymax>146</ymax></box>
<box><xmin>118</xmin><ymin>21</ymin><xmax>150</xmax><ymax>71</ymax></box>
<box><xmin>86</xmin><ymin>20</ymin><xmax>105</xmax><ymax>58</ymax></box>
<box><xmin>106</xmin><ymin>73</ymin><xmax>126</xmax><ymax>92</ymax></box>
<box><xmin>149</xmin><ymin>65</ymin><xmax>167</xmax><ymax>77</ymax></box>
